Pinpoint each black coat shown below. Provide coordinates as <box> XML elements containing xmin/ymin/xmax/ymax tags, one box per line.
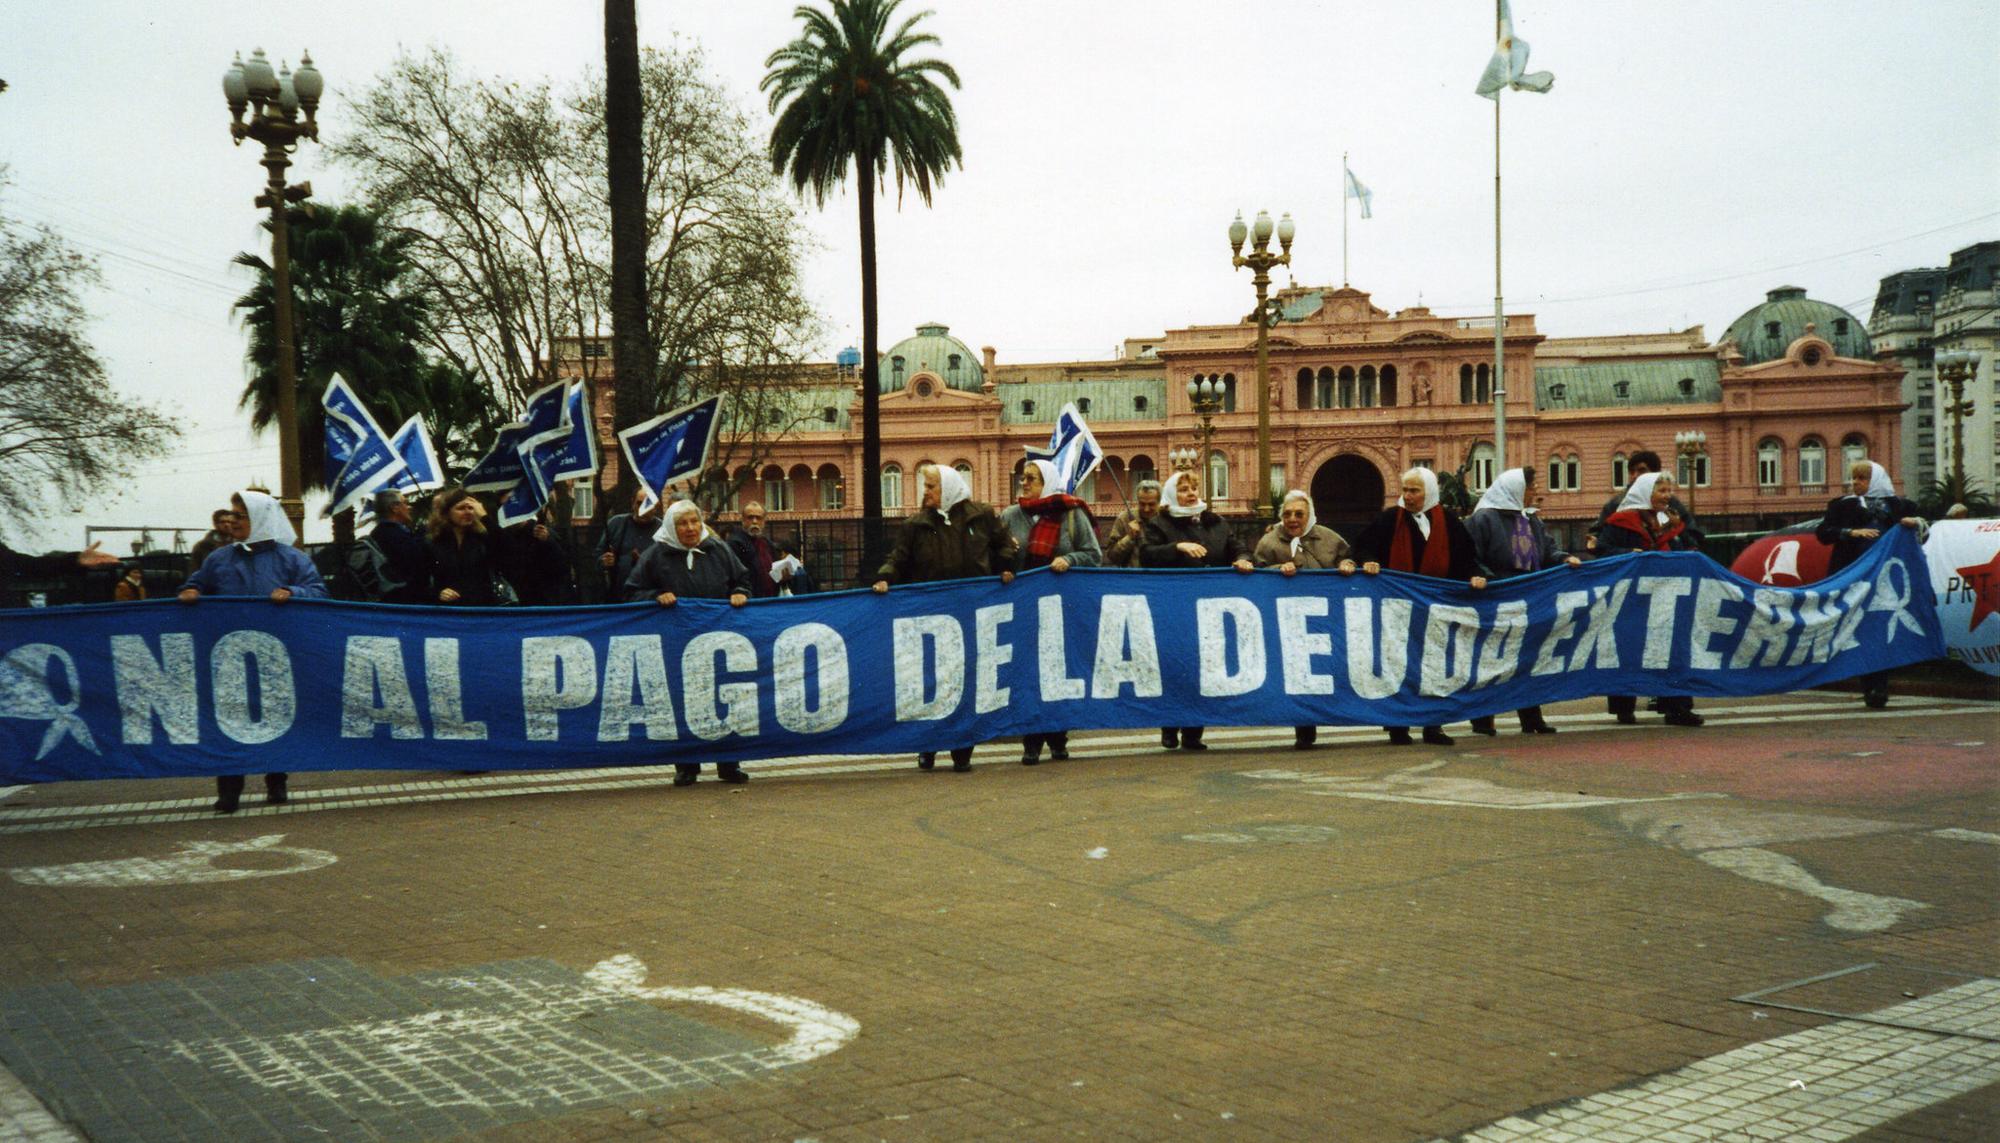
<box><xmin>1139</xmin><ymin>511</ymin><xmax>1246</xmax><ymax>568</ymax></box>
<box><xmin>503</xmin><ymin>526</ymin><xmax>575</xmax><ymax>606</ymax></box>
<box><xmin>727</xmin><ymin>527</ymin><xmax>782</xmax><ymax>598</ymax></box>
<box><xmin>1351</xmin><ymin>508</ymin><xmax>1481</xmax><ymax>582</ymax></box>
<box><xmin>1817</xmin><ymin>494</ymin><xmax>1922</xmax><ymax>575</ymax></box>
<box><xmin>597</xmin><ymin>513</ymin><xmax>657</xmax><ymax>595</ymax></box>
<box><xmin>623</xmin><ymin>535</ymin><xmax>752</xmax><ymax>602</ymax></box>
<box><xmin>427</xmin><ymin>529</ymin><xmax>505</xmax><ymax>606</ymax></box>
<box><xmin>370</xmin><ymin>520</ymin><xmax>433</xmax><ymax>604</ymax></box>
<box><xmin>877</xmin><ymin>501</ymin><xmax>1017</xmax><ymax>584</ymax></box>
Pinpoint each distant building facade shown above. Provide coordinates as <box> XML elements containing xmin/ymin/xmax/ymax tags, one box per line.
<box><xmin>568</xmin><ymin>282</ymin><xmax>1907</xmax><ymax>542</ymax></box>
<box><xmin>1873</xmin><ymin>242</ymin><xmax>2000</xmax><ymax>494</ymax></box>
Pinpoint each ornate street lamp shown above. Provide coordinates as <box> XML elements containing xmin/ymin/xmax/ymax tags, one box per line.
<box><xmin>1936</xmin><ymin>349</ymin><xmax>1979</xmax><ymax>492</ymax></box>
<box><xmin>1180</xmin><ymin>376</ymin><xmax>1226</xmax><ymax>496</ymax></box>
<box><xmin>1230</xmin><ymin>209</ymin><xmax>1294</xmax><ymax>512</ymax></box>
<box><xmin>1674</xmin><ymin>428</ymin><xmax>1707</xmax><ymax>519</ymax></box>
<box><xmin>224</xmin><ymin>48</ymin><xmax>323</xmax><ymax>545</ymax></box>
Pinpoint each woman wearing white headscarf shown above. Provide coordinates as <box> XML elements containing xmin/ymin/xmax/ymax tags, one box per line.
<box><xmin>1465</xmin><ymin>468</ymin><xmax>1582</xmax><ymax>736</ymax></box>
<box><xmin>1342</xmin><ymin>467</ymin><xmax>1486</xmax><ymax>746</ymax></box>
<box><xmin>998</xmin><ymin>458</ymin><xmax>1103</xmax><ymax>764</ymax></box>
<box><xmin>1140</xmin><ymin>469</ymin><xmax>1254</xmax><ymax>751</ymax></box>
<box><xmin>624</xmin><ymin>500</ymin><xmax>753</xmax><ymax>785</ymax></box>
<box><xmin>874</xmin><ymin>464</ymin><xmax>1018</xmax><ymax>772</ymax></box>
<box><xmin>177</xmin><ymin>489</ymin><xmax>327</xmax><ymax>813</ymax></box>
<box><xmin>1253</xmin><ymin>489</ymin><xmax>1351</xmax><ymax>748</ymax></box>
<box><xmin>1598</xmin><ymin>472</ymin><xmax>1703</xmax><ymax>727</ymax></box>
<box><xmin>1816</xmin><ymin>460</ymin><xmax>1925</xmax><ymax>708</ymax></box>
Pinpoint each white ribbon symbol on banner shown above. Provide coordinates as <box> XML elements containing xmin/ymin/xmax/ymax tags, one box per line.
<box><xmin>1869</xmin><ymin>558</ymin><xmax>1924</xmax><ymax>644</ymax></box>
<box><xmin>0</xmin><ymin>643</ymin><xmax>100</xmax><ymax>761</ymax></box>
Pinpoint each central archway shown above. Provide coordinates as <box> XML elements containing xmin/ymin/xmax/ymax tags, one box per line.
<box><xmin>1310</xmin><ymin>454</ymin><xmax>1386</xmax><ymax>534</ymax></box>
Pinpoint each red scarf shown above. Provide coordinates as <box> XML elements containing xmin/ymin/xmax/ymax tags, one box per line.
<box><xmin>1387</xmin><ymin>507</ymin><xmax>1451</xmax><ymax>576</ymax></box>
<box><xmin>1020</xmin><ymin>494</ymin><xmax>1085</xmax><ymax>564</ymax></box>
<box><xmin>1604</xmin><ymin>509</ymin><xmax>1686</xmax><ymax>551</ymax></box>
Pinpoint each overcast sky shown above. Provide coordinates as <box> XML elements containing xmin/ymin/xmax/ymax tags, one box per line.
<box><xmin>3</xmin><ymin>0</ymin><xmax>1995</xmax><ymax>547</ymax></box>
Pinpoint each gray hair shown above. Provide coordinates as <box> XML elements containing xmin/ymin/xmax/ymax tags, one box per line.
<box><xmin>371</xmin><ymin>488</ymin><xmax>407</xmax><ymax>514</ymax></box>
<box><xmin>1135</xmin><ymin>478</ymin><xmax>1163</xmax><ymax>496</ymax></box>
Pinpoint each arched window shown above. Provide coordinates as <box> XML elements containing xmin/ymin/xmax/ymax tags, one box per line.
<box><xmin>816</xmin><ymin>463</ymin><xmax>844</xmax><ymax>510</ymax></box>
<box><xmin>1206</xmin><ymin>449</ymin><xmax>1230</xmax><ymax>500</ymax></box>
<box><xmin>1128</xmin><ymin>455</ymin><xmax>1157</xmax><ymax>486</ymax></box>
<box><xmin>1021</xmin><ymin>399</ymin><xmax>1036</xmax><ymax>417</ymax></box>
<box><xmin>1565</xmin><ymin>454</ymin><xmax>1581</xmax><ymax>492</ymax></box>
<box><xmin>891</xmin><ymin>355</ymin><xmax>906</xmax><ymax>387</ymax></box>
<box><xmin>1841</xmin><ymin>433</ymin><xmax>1868</xmax><ymax>471</ymax></box>
<box><xmin>1220</xmin><ymin>373</ymin><xmax>1237</xmax><ymax>413</ymax></box>
<box><xmin>1296</xmin><ymin>367</ymin><xmax>1315</xmax><ymax>410</ymax></box>
<box><xmin>1459</xmin><ymin>363</ymin><xmax>1475</xmax><ymax>404</ymax></box>
<box><xmin>1475</xmin><ymin>363</ymin><xmax>1492</xmax><ymax>404</ymax></box>
<box><xmin>1466</xmin><ymin>443</ymin><xmax>1496</xmax><ymax>492</ymax></box>
<box><xmin>761</xmin><ymin>464</ymin><xmax>792</xmax><ymax>511</ymax></box>
<box><xmin>1076</xmin><ymin>397</ymin><xmax>1091</xmax><ymax>414</ymax></box>
<box><xmin>1133</xmin><ymin>395</ymin><xmax>1148</xmax><ymax>413</ymax></box>
<box><xmin>1317</xmin><ymin>366</ymin><xmax>1335</xmax><ymax>409</ymax></box>
<box><xmin>1359</xmin><ymin>365</ymin><xmax>1378</xmax><ymax>407</ymax></box>
<box><xmin>947</xmin><ymin>354</ymin><xmax>962</xmax><ymax>383</ymax></box>
<box><xmin>1757</xmin><ymin>438</ymin><xmax>1783</xmax><ymax>488</ymax></box>
<box><xmin>881</xmin><ymin>463</ymin><xmax>903</xmax><ymax>510</ymax></box>
<box><xmin>1338</xmin><ymin>366</ymin><xmax>1356</xmax><ymax>408</ymax></box>
<box><xmin>1799</xmin><ymin>437</ymin><xmax>1826</xmax><ymax>488</ymax></box>
<box><xmin>1611</xmin><ymin>452</ymin><xmax>1629</xmax><ymax>489</ymax></box>
<box><xmin>1379</xmin><ymin>365</ymin><xmax>1399</xmax><ymax>407</ymax></box>
<box><xmin>1548</xmin><ymin>455</ymin><xmax>1564</xmax><ymax>492</ymax></box>
<box><xmin>953</xmin><ymin>461</ymin><xmax>973</xmax><ymax>481</ymax></box>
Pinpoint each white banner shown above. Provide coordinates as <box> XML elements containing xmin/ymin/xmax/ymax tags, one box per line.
<box><xmin>1925</xmin><ymin>519</ymin><xmax>2000</xmax><ymax>676</ymax></box>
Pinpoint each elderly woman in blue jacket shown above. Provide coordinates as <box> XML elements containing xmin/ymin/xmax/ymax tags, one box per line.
<box><xmin>177</xmin><ymin>489</ymin><xmax>327</xmax><ymax>813</ymax></box>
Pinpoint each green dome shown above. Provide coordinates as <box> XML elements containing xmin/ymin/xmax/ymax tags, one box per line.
<box><xmin>1723</xmin><ymin>286</ymin><xmax>1872</xmax><ymax>364</ymax></box>
<box><xmin>879</xmin><ymin>323</ymin><xmax>983</xmax><ymax>393</ymax></box>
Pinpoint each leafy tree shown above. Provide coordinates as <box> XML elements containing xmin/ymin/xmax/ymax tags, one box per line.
<box><xmin>0</xmin><ymin>183</ymin><xmax>180</xmax><ymax>537</ymax></box>
<box><xmin>1918</xmin><ymin>473</ymin><xmax>1996</xmax><ymax>519</ymax></box>
<box><xmin>1435</xmin><ymin>463</ymin><xmax>1476</xmax><ymax>516</ymax></box>
<box><xmin>233</xmin><ymin>203</ymin><xmax>496</xmax><ymax>490</ymax></box>
<box><xmin>764</xmin><ymin>0</ymin><xmax>963</xmax><ymax>567</ymax></box>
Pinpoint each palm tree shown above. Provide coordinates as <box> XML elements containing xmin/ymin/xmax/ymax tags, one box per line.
<box><xmin>763</xmin><ymin>0</ymin><xmax>962</xmax><ymax>568</ymax></box>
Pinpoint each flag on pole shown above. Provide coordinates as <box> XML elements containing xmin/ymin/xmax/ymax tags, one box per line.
<box><xmin>1475</xmin><ymin>0</ymin><xmax>1555</xmax><ymax>99</ymax></box>
<box><xmin>388</xmin><ymin>416</ymin><xmax>445</xmax><ymax>493</ymax></box>
<box><xmin>321</xmin><ymin>374</ymin><xmax>409</xmax><ymax>518</ymax></box>
<box><xmin>1343</xmin><ymin>167</ymin><xmax>1374</xmax><ymax>219</ymax></box>
<box><xmin>1028</xmin><ymin>403</ymin><xmax>1103</xmax><ymax>495</ymax></box>
<box><xmin>461</xmin><ymin>381</ymin><xmax>569</xmax><ymax>492</ymax></box>
<box><xmin>619</xmin><ymin>395</ymin><xmax>725</xmax><ymax>515</ymax></box>
<box><xmin>543</xmin><ymin>382</ymin><xmax>601</xmax><ymax>483</ymax></box>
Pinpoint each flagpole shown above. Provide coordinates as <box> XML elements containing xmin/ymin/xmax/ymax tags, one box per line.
<box><xmin>1491</xmin><ymin>0</ymin><xmax>1508</xmax><ymax>473</ymax></box>
<box><xmin>1342</xmin><ymin>152</ymin><xmax>1350</xmax><ymax>287</ymax></box>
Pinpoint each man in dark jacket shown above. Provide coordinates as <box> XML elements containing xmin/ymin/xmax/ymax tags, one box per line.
<box><xmin>597</xmin><ymin>488</ymin><xmax>661</xmax><ymax>602</ymax></box>
<box><xmin>187</xmin><ymin>508</ymin><xmax>237</xmax><ymax>571</ymax></box>
<box><xmin>727</xmin><ymin>501</ymin><xmax>788</xmax><ymax>599</ymax></box>
<box><xmin>872</xmin><ymin>464</ymin><xmax>1017</xmax><ymax>772</ymax></box>
<box><xmin>368</xmin><ymin>490</ymin><xmax>433</xmax><ymax>604</ymax></box>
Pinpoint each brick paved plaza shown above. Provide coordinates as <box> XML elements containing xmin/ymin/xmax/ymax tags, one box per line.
<box><xmin>2</xmin><ymin>691</ymin><xmax>1996</xmax><ymax>1141</ymax></box>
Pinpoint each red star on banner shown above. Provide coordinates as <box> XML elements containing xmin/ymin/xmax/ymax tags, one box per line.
<box><xmin>1957</xmin><ymin>549</ymin><xmax>2000</xmax><ymax>632</ymax></box>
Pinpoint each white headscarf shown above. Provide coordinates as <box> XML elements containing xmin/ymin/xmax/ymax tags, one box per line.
<box><xmin>1023</xmin><ymin>459</ymin><xmax>1062</xmax><ymax>500</ymax></box>
<box><xmin>1849</xmin><ymin>461</ymin><xmax>1896</xmax><ymax>502</ymax></box>
<box><xmin>916</xmin><ymin>465</ymin><xmax>972</xmax><ymax>520</ymax></box>
<box><xmin>1473</xmin><ymin>468</ymin><xmax>1536</xmax><ymax>516</ymax></box>
<box><xmin>1400</xmin><ymin>467</ymin><xmax>1439</xmax><ymax>539</ymax></box>
<box><xmin>652</xmin><ymin>499</ymin><xmax>714</xmax><ymax>568</ymax></box>
<box><xmin>1161</xmin><ymin>470</ymin><xmax>1208</xmax><ymax>518</ymax></box>
<box><xmin>1618</xmin><ymin>472</ymin><xmax>1672</xmax><ymax>527</ymax></box>
<box><xmin>236</xmin><ymin>490</ymin><xmax>295</xmax><ymax>549</ymax></box>
<box><xmin>1278</xmin><ymin>489</ymin><xmax>1316</xmax><ymax>556</ymax></box>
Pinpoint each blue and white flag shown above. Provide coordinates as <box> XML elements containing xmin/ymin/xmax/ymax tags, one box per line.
<box><xmin>462</xmin><ymin>381</ymin><xmax>571</xmax><ymax>493</ymax></box>
<box><xmin>388</xmin><ymin>416</ymin><xmax>445</xmax><ymax>493</ymax></box>
<box><xmin>321</xmin><ymin>374</ymin><xmax>409</xmax><ymax>517</ymax></box>
<box><xmin>619</xmin><ymin>395</ymin><xmax>723</xmax><ymax>514</ymax></box>
<box><xmin>544</xmin><ymin>382</ymin><xmax>601</xmax><ymax>484</ymax></box>
<box><xmin>1029</xmin><ymin>403</ymin><xmax>1103</xmax><ymax>495</ymax></box>
<box><xmin>1475</xmin><ymin>0</ymin><xmax>1555</xmax><ymax>99</ymax></box>
<box><xmin>1344</xmin><ymin>167</ymin><xmax>1373</xmax><ymax>219</ymax></box>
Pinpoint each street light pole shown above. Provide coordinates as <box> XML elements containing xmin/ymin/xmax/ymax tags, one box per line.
<box><xmin>1674</xmin><ymin>428</ymin><xmax>1707</xmax><ymax>520</ymax></box>
<box><xmin>224</xmin><ymin>48</ymin><xmax>323</xmax><ymax>546</ymax></box>
<box><xmin>1937</xmin><ymin>350</ymin><xmax>1977</xmax><ymax>492</ymax></box>
<box><xmin>1178</xmin><ymin>378</ymin><xmax>1224</xmax><ymax>493</ymax></box>
<box><xmin>1231</xmin><ymin>210</ymin><xmax>1294</xmax><ymax>514</ymax></box>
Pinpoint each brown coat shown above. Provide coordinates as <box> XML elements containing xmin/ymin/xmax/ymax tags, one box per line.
<box><xmin>1252</xmin><ymin>524</ymin><xmax>1351</xmax><ymax>570</ymax></box>
<box><xmin>876</xmin><ymin>500</ymin><xmax>1019</xmax><ymax>584</ymax></box>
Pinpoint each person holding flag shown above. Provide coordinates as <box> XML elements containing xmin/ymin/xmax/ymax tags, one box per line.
<box><xmin>999</xmin><ymin>458</ymin><xmax>1102</xmax><ymax>765</ymax></box>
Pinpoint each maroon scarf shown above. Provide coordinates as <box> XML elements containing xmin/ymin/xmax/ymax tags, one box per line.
<box><xmin>1387</xmin><ymin>507</ymin><xmax>1451</xmax><ymax>576</ymax></box>
<box><xmin>1020</xmin><ymin>494</ymin><xmax>1086</xmax><ymax>564</ymax></box>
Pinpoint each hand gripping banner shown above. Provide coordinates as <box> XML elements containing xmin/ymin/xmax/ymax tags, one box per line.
<box><xmin>0</xmin><ymin>531</ymin><xmax>1943</xmax><ymax>783</ymax></box>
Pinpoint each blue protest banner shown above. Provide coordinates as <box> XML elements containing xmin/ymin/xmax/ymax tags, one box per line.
<box><xmin>619</xmin><ymin>396</ymin><xmax>722</xmax><ymax>511</ymax></box>
<box><xmin>0</xmin><ymin>531</ymin><xmax>1942</xmax><ymax>783</ymax></box>
<box><xmin>322</xmin><ymin>375</ymin><xmax>409</xmax><ymax>516</ymax></box>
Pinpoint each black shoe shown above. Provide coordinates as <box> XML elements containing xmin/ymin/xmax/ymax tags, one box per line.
<box><xmin>917</xmin><ymin>752</ymin><xmax>936</xmax><ymax>771</ymax></box>
<box><xmin>1614</xmin><ymin>711</ymin><xmax>1638</xmax><ymax>725</ymax></box>
<box><xmin>1048</xmin><ymin>744</ymin><xmax>1070</xmax><ymax>761</ymax></box>
<box><xmin>1294</xmin><ymin>726</ymin><xmax>1317</xmax><ymax>750</ymax></box>
<box><xmin>1161</xmin><ymin>729</ymin><xmax>1179</xmax><ymax>749</ymax></box>
<box><xmin>952</xmin><ymin>758</ymin><xmax>972</xmax><ymax>772</ymax></box>
<box><xmin>1470</xmin><ymin>718</ymin><xmax>1498</xmax><ymax>737</ymax></box>
<box><xmin>1663</xmin><ymin>711</ymin><xmax>1705</xmax><ymax>727</ymax></box>
<box><xmin>1521</xmin><ymin>721</ymin><xmax>1558</xmax><ymax>735</ymax></box>
<box><xmin>1421</xmin><ymin>728</ymin><xmax>1455</xmax><ymax>746</ymax></box>
<box><xmin>1021</xmin><ymin>752</ymin><xmax>1041</xmax><ymax>766</ymax></box>
<box><xmin>673</xmin><ymin>770</ymin><xmax>698</xmax><ymax>787</ymax></box>
<box><xmin>212</xmin><ymin>793</ymin><xmax>240</xmax><ymax>814</ymax></box>
<box><xmin>265</xmin><ymin>776</ymin><xmax>289</xmax><ymax>805</ymax></box>
<box><xmin>719</xmin><ymin>768</ymin><xmax>749</xmax><ymax>784</ymax></box>
<box><xmin>1180</xmin><ymin>729</ymin><xmax>1206</xmax><ymax>751</ymax></box>
<box><xmin>1387</xmin><ymin>728</ymin><xmax>1414</xmax><ymax>746</ymax></box>
<box><xmin>1863</xmin><ymin>689</ymin><xmax>1889</xmax><ymax>709</ymax></box>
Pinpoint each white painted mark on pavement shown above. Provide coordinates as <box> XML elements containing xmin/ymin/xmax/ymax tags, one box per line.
<box><xmin>7</xmin><ymin>834</ymin><xmax>336</xmax><ymax>887</ymax></box>
<box><xmin>585</xmin><ymin>953</ymin><xmax>858</xmax><ymax>1066</ymax></box>
<box><xmin>1435</xmin><ymin>979</ymin><xmax>2000</xmax><ymax>1142</ymax></box>
<box><xmin>1695</xmin><ymin>847</ymin><xmax>1930</xmax><ymax>932</ymax></box>
<box><xmin>1934</xmin><ymin>827</ymin><xmax>2000</xmax><ymax>846</ymax></box>
<box><xmin>1244</xmin><ymin>762</ymin><xmax>1722</xmax><ymax>810</ymax></box>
